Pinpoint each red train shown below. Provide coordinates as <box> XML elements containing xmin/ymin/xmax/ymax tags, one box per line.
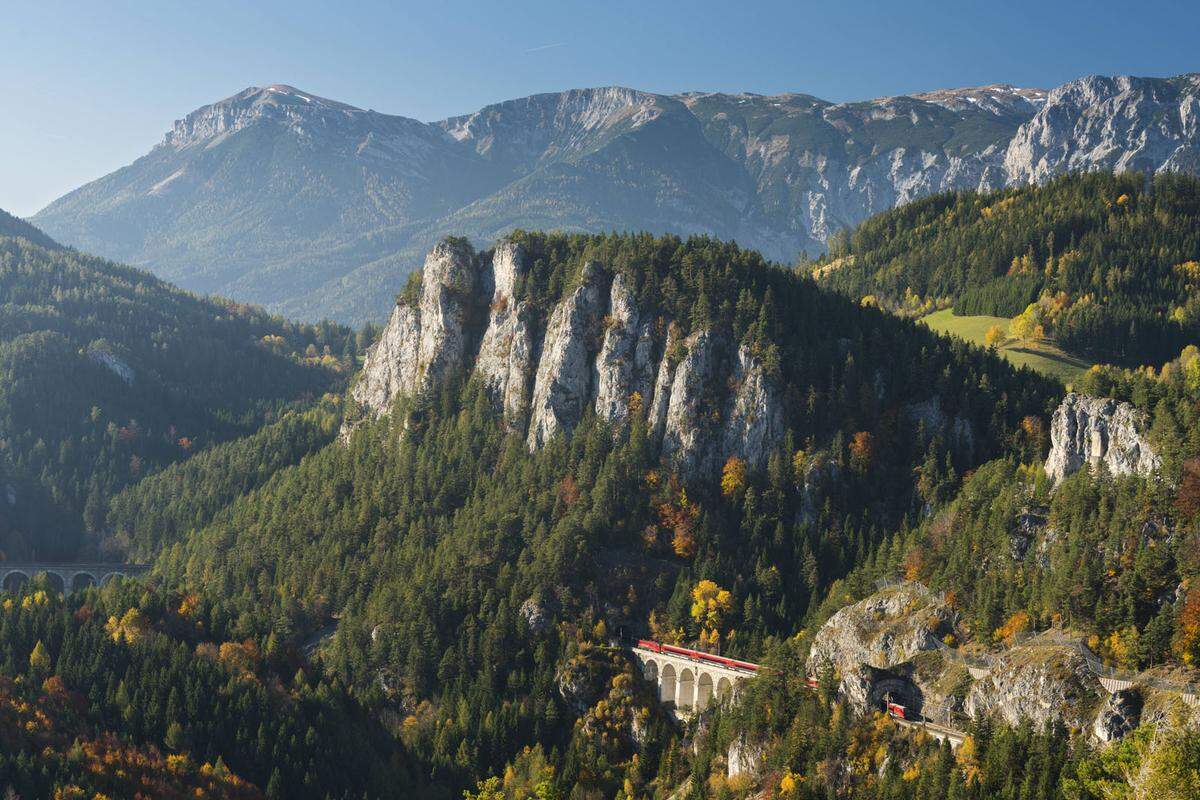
<box><xmin>885</xmin><ymin>700</ymin><xmax>907</xmax><ymax>720</ymax></box>
<box><xmin>636</xmin><ymin>639</ymin><xmax>760</xmax><ymax>672</ymax></box>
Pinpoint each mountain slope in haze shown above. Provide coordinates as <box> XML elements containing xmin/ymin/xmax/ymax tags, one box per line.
<box><xmin>33</xmin><ymin>73</ymin><xmax>1200</xmax><ymax>325</ymax></box>
<box><xmin>0</xmin><ymin>214</ymin><xmax>352</xmax><ymax>560</ymax></box>
<box><xmin>0</xmin><ymin>207</ymin><xmax>60</xmax><ymax>250</ymax></box>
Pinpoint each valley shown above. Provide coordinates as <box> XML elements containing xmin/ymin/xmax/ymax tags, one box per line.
<box><xmin>1</xmin><ymin>55</ymin><xmax>1200</xmax><ymax>800</ymax></box>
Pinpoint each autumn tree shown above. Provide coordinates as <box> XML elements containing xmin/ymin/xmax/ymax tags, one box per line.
<box><xmin>720</xmin><ymin>456</ymin><xmax>747</xmax><ymax>498</ymax></box>
<box><xmin>984</xmin><ymin>324</ymin><xmax>1006</xmax><ymax>349</ymax></box>
<box><xmin>28</xmin><ymin>640</ymin><xmax>51</xmax><ymax>677</ymax></box>
<box><xmin>848</xmin><ymin>431</ymin><xmax>876</xmax><ymax>473</ymax></box>
<box><xmin>690</xmin><ymin>580</ymin><xmax>733</xmax><ymax>648</ymax></box>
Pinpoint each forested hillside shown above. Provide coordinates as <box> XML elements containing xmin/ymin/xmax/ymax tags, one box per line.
<box><xmin>815</xmin><ymin>172</ymin><xmax>1200</xmax><ymax>368</ymax></box>
<box><xmin>5</xmin><ymin>226</ymin><xmax>1200</xmax><ymax>798</ymax></box>
<box><xmin>0</xmin><ymin>580</ymin><xmax>416</xmax><ymax>798</ymax></box>
<box><xmin>0</xmin><ymin>224</ymin><xmax>355</xmax><ymax>560</ymax></box>
<box><xmin>138</xmin><ymin>232</ymin><xmax>1058</xmax><ymax>796</ymax></box>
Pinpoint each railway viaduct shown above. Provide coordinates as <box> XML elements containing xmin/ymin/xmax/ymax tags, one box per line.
<box><xmin>0</xmin><ymin>562</ymin><xmax>151</xmax><ymax>593</ymax></box>
<box><xmin>630</xmin><ymin>640</ymin><xmax>758</xmax><ymax>714</ymax></box>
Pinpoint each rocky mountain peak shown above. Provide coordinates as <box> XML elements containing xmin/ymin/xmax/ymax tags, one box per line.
<box><xmin>911</xmin><ymin>84</ymin><xmax>1048</xmax><ymax>116</ymax></box>
<box><xmin>160</xmin><ymin>84</ymin><xmax>435</xmax><ymax>152</ymax></box>
<box><xmin>1004</xmin><ymin>72</ymin><xmax>1200</xmax><ymax>183</ymax></box>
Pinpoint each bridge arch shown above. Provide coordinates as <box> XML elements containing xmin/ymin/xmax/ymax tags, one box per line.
<box><xmin>660</xmin><ymin>663</ymin><xmax>677</xmax><ymax>704</ymax></box>
<box><xmin>2</xmin><ymin>571</ymin><xmax>29</xmax><ymax>592</ymax></box>
<box><xmin>696</xmin><ymin>672</ymin><xmax>714</xmax><ymax>710</ymax></box>
<box><xmin>716</xmin><ymin>676</ymin><xmax>733</xmax><ymax>702</ymax></box>
<box><xmin>99</xmin><ymin>571</ymin><xmax>127</xmax><ymax>586</ymax></box>
<box><xmin>642</xmin><ymin>658</ymin><xmax>658</xmax><ymax>683</ymax></box>
<box><xmin>71</xmin><ymin>572</ymin><xmax>97</xmax><ymax>592</ymax></box>
<box><xmin>677</xmin><ymin>668</ymin><xmax>695</xmax><ymax>710</ymax></box>
<box><xmin>38</xmin><ymin>571</ymin><xmax>65</xmax><ymax>594</ymax></box>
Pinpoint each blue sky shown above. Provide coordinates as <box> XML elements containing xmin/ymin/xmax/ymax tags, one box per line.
<box><xmin>1</xmin><ymin>0</ymin><xmax>1196</xmax><ymax>216</ymax></box>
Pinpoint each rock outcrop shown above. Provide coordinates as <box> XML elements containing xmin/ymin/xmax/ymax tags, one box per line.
<box><xmin>594</xmin><ymin>273</ymin><xmax>660</xmax><ymax>430</ymax></box>
<box><xmin>808</xmin><ymin>583</ymin><xmax>952</xmax><ymax>711</ymax></box>
<box><xmin>1093</xmin><ymin>689</ymin><xmax>1142</xmax><ymax>743</ymax></box>
<box><xmin>659</xmin><ymin>330</ymin><xmax>727</xmax><ymax>479</ymax></box>
<box><xmin>351</xmin><ymin>239</ymin><xmax>789</xmax><ymax>482</ymax></box>
<box><xmin>721</xmin><ymin>348</ymin><xmax>785</xmax><ymax>471</ymax></box>
<box><xmin>527</xmin><ymin>262</ymin><xmax>610</xmax><ymax>450</ymax></box>
<box><xmin>476</xmin><ymin>241</ymin><xmax>535</xmax><ymax>428</ymax></box>
<box><xmin>726</xmin><ymin>735</ymin><xmax>765</xmax><ymax>779</ymax></box>
<box><xmin>350</xmin><ymin>304</ymin><xmax>421</xmax><ymax>417</ymax></box>
<box><xmin>351</xmin><ymin>240</ymin><xmax>483</xmax><ymax>416</ymax></box>
<box><xmin>965</xmin><ymin>640</ymin><xmax>1101</xmax><ymax>729</ymax></box>
<box><xmin>1044</xmin><ymin>393</ymin><xmax>1161</xmax><ymax>485</ymax></box>
<box><xmin>1004</xmin><ymin>74</ymin><xmax>1200</xmax><ymax>184</ymax></box>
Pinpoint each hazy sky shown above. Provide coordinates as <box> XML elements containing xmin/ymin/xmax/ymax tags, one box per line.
<box><xmin>2</xmin><ymin>0</ymin><xmax>1197</xmax><ymax>216</ymax></box>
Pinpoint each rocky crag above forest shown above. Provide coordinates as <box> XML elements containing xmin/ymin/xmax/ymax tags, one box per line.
<box><xmin>349</xmin><ymin>239</ymin><xmax>783</xmax><ymax>481</ymax></box>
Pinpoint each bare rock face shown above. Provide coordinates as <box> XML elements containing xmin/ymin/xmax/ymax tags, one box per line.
<box><xmin>808</xmin><ymin>583</ymin><xmax>951</xmax><ymax>711</ymax></box>
<box><xmin>415</xmin><ymin>239</ymin><xmax>480</xmax><ymax>392</ymax></box>
<box><xmin>476</xmin><ymin>242</ymin><xmax>535</xmax><ymax>427</ymax></box>
<box><xmin>351</xmin><ymin>304</ymin><xmax>421</xmax><ymax>417</ymax></box>
<box><xmin>660</xmin><ymin>330</ymin><xmax>727</xmax><ymax>480</ymax></box>
<box><xmin>1093</xmin><ymin>689</ymin><xmax>1142</xmax><ymax>743</ymax></box>
<box><xmin>594</xmin><ymin>273</ymin><xmax>659</xmax><ymax>428</ymax></box>
<box><xmin>965</xmin><ymin>640</ymin><xmax>1100</xmax><ymax>729</ymax></box>
<box><xmin>1044</xmin><ymin>393</ymin><xmax>1160</xmax><ymax>485</ymax></box>
<box><xmin>726</xmin><ymin>735</ymin><xmax>765</xmax><ymax>779</ymax></box>
<box><xmin>526</xmin><ymin>262</ymin><xmax>611</xmax><ymax>450</ymax></box>
<box><xmin>721</xmin><ymin>346</ymin><xmax>784</xmax><ymax>471</ymax></box>
<box><xmin>351</xmin><ymin>240</ymin><xmax>482</xmax><ymax>417</ymax></box>
<box><xmin>1005</xmin><ymin>74</ymin><xmax>1200</xmax><ymax>184</ymax></box>
<box><xmin>648</xmin><ymin>327</ymin><xmax>680</xmax><ymax>444</ymax></box>
<box><xmin>518</xmin><ymin>597</ymin><xmax>551</xmax><ymax>634</ymax></box>
<box><xmin>350</xmin><ymin>237</ymin><xmax>794</xmax><ymax>481</ymax></box>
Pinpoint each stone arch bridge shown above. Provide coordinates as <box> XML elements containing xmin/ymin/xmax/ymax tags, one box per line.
<box><xmin>631</xmin><ymin>640</ymin><xmax>759</xmax><ymax>714</ymax></box>
<box><xmin>1</xmin><ymin>562</ymin><xmax>151</xmax><ymax>594</ymax></box>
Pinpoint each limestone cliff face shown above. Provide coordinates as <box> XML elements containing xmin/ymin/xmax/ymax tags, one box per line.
<box><xmin>1004</xmin><ymin>74</ymin><xmax>1200</xmax><ymax>184</ymax></box>
<box><xmin>660</xmin><ymin>330</ymin><xmax>727</xmax><ymax>479</ymax></box>
<box><xmin>351</xmin><ymin>240</ymin><xmax>482</xmax><ymax>416</ymax></box>
<box><xmin>351</xmin><ymin>304</ymin><xmax>421</xmax><ymax>417</ymax></box>
<box><xmin>476</xmin><ymin>241</ymin><xmax>535</xmax><ymax>427</ymax></box>
<box><xmin>350</xmin><ymin>239</ymin><xmax>788</xmax><ymax>481</ymax></box>
<box><xmin>415</xmin><ymin>240</ymin><xmax>481</xmax><ymax>393</ymax></box>
<box><xmin>594</xmin><ymin>273</ymin><xmax>659</xmax><ymax>429</ymax></box>
<box><xmin>722</xmin><ymin>347</ymin><xmax>785</xmax><ymax>470</ymax></box>
<box><xmin>965</xmin><ymin>640</ymin><xmax>1101</xmax><ymax>730</ymax></box>
<box><xmin>1044</xmin><ymin>393</ymin><xmax>1160</xmax><ymax>485</ymax></box>
<box><xmin>527</xmin><ymin>262</ymin><xmax>611</xmax><ymax>450</ymax></box>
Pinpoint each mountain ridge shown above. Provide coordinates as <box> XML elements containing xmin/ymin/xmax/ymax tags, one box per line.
<box><xmin>32</xmin><ymin>72</ymin><xmax>1200</xmax><ymax>324</ymax></box>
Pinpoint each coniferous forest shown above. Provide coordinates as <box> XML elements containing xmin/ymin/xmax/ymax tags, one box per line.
<box><xmin>1</xmin><ymin>178</ymin><xmax>1199</xmax><ymax>798</ymax></box>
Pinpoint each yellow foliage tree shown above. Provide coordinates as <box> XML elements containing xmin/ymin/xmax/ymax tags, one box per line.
<box><xmin>105</xmin><ymin>608</ymin><xmax>150</xmax><ymax>645</ymax></box>
<box><xmin>28</xmin><ymin>639</ymin><xmax>51</xmax><ymax>676</ymax></box>
<box><xmin>690</xmin><ymin>580</ymin><xmax>733</xmax><ymax>646</ymax></box>
<box><xmin>984</xmin><ymin>324</ymin><xmax>1006</xmax><ymax>349</ymax></box>
<box><xmin>721</xmin><ymin>456</ymin><xmax>747</xmax><ymax>498</ymax></box>
<box><xmin>993</xmin><ymin>610</ymin><xmax>1032</xmax><ymax>644</ymax></box>
<box><xmin>1009</xmin><ymin>303</ymin><xmax>1044</xmax><ymax>343</ymax></box>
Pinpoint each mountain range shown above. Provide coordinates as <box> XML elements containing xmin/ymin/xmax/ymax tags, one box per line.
<box><xmin>30</xmin><ymin>73</ymin><xmax>1200</xmax><ymax>325</ymax></box>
